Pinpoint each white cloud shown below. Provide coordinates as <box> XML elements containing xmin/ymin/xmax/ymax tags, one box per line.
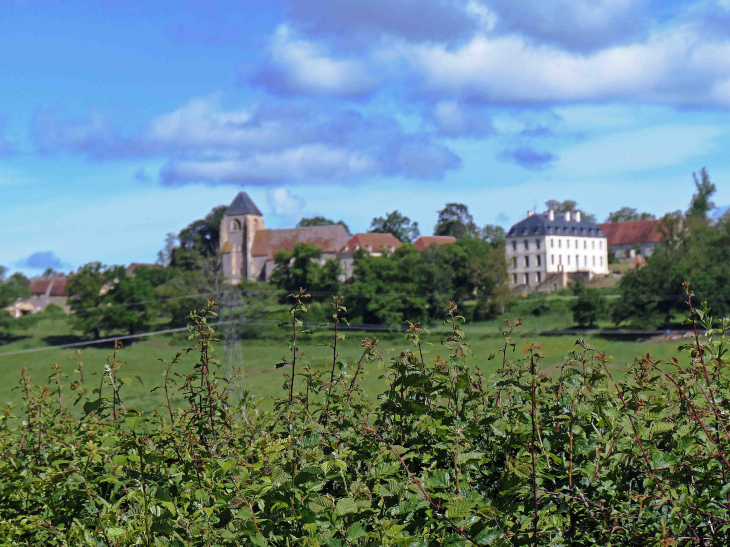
<box><xmin>256</xmin><ymin>25</ymin><xmax>378</xmax><ymax>97</ymax></box>
<box><xmin>400</xmin><ymin>27</ymin><xmax>730</xmax><ymax>106</ymax></box>
<box><xmin>160</xmin><ymin>144</ymin><xmax>378</xmax><ymax>185</ymax></box>
<box><xmin>267</xmin><ymin>188</ymin><xmax>306</xmax><ymax>216</ymax></box>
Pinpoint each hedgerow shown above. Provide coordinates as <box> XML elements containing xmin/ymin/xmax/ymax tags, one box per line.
<box><xmin>2</xmin><ymin>283</ymin><xmax>730</xmax><ymax>545</ymax></box>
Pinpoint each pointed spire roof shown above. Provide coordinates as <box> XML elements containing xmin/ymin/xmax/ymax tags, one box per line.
<box><xmin>224</xmin><ymin>191</ymin><xmax>262</xmax><ymax>216</ymax></box>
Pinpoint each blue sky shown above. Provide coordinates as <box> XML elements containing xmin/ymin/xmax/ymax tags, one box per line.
<box><xmin>4</xmin><ymin>0</ymin><xmax>730</xmax><ymax>276</ymax></box>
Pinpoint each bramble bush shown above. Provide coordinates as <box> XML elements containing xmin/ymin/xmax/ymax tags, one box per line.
<box><xmin>3</xmin><ymin>283</ymin><xmax>730</xmax><ymax>545</ymax></box>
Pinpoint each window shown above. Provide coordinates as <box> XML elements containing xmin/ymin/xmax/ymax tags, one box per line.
<box><xmin>536</xmin><ymin>239</ymin><xmax>541</xmax><ymax>250</ymax></box>
<box><xmin>524</xmin><ymin>239</ymin><xmax>529</xmax><ymax>250</ymax></box>
<box><xmin>512</xmin><ymin>257</ymin><xmax>517</xmax><ymax>268</ymax></box>
<box><xmin>537</xmin><ymin>255</ymin><xmax>542</xmax><ymax>266</ymax></box>
<box><xmin>593</xmin><ymin>256</ymin><xmax>596</xmax><ymax>266</ymax></box>
<box><xmin>600</xmin><ymin>257</ymin><xmax>604</xmax><ymax>266</ymax></box>
<box><xmin>575</xmin><ymin>240</ymin><xmax>578</xmax><ymax>248</ymax></box>
<box><xmin>558</xmin><ymin>239</ymin><xmax>562</xmax><ymax>248</ymax></box>
<box><xmin>512</xmin><ymin>240</ymin><xmax>517</xmax><ymax>251</ymax></box>
<box><xmin>567</xmin><ymin>255</ymin><xmax>571</xmax><ymax>265</ymax></box>
<box><xmin>232</xmin><ymin>219</ymin><xmax>242</xmax><ymax>231</ymax></box>
<box><xmin>576</xmin><ymin>255</ymin><xmax>579</xmax><ymax>268</ymax></box>
<box><xmin>600</xmin><ymin>241</ymin><xmax>603</xmax><ymax>249</ymax></box>
<box><xmin>592</xmin><ymin>241</ymin><xmax>595</xmax><ymax>249</ymax></box>
<box><xmin>536</xmin><ymin>272</ymin><xmax>542</xmax><ymax>283</ymax></box>
<box><xmin>550</xmin><ymin>238</ymin><xmax>554</xmax><ymax>248</ymax></box>
<box><xmin>584</xmin><ymin>256</ymin><xmax>587</xmax><ymax>266</ymax></box>
<box><xmin>583</xmin><ymin>241</ymin><xmax>587</xmax><ymax>249</ymax></box>
<box><xmin>567</xmin><ymin>240</ymin><xmax>570</xmax><ymax>249</ymax></box>
<box><xmin>524</xmin><ymin>256</ymin><xmax>530</xmax><ymax>267</ymax></box>
<box><xmin>524</xmin><ymin>273</ymin><xmax>530</xmax><ymax>285</ymax></box>
<box><xmin>559</xmin><ymin>255</ymin><xmax>563</xmax><ymax>265</ymax></box>
<box><xmin>513</xmin><ymin>273</ymin><xmax>518</xmax><ymax>284</ymax></box>
<box><xmin>551</xmin><ymin>254</ymin><xmax>555</xmax><ymax>265</ymax></box>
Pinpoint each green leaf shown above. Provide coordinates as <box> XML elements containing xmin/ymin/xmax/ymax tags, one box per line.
<box><xmin>335</xmin><ymin>497</ymin><xmax>358</xmax><ymax>516</ymax></box>
<box><xmin>346</xmin><ymin>522</ymin><xmax>366</xmax><ymax>541</ymax></box>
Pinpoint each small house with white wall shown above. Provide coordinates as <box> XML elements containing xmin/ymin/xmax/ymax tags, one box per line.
<box><xmin>506</xmin><ymin>210</ymin><xmax>608</xmax><ymax>292</ymax></box>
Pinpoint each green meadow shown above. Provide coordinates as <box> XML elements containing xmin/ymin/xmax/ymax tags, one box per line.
<box><xmin>0</xmin><ymin>313</ymin><xmax>687</xmax><ymax>414</ymax></box>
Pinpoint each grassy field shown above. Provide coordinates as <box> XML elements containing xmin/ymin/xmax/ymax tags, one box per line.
<box><xmin>0</xmin><ymin>313</ymin><xmax>690</xmax><ymax>414</ymax></box>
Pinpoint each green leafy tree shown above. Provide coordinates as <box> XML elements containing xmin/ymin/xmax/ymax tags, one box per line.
<box><xmin>687</xmin><ymin>167</ymin><xmax>716</xmax><ymax>222</ymax></box>
<box><xmin>0</xmin><ymin>267</ymin><xmax>30</xmax><ymax>331</ymax></box>
<box><xmin>481</xmin><ymin>224</ymin><xmax>506</xmax><ymax>247</ymax></box>
<box><xmin>613</xmin><ymin>172</ymin><xmax>726</xmax><ymax>327</ymax></box>
<box><xmin>171</xmin><ymin>205</ymin><xmax>226</xmax><ymax>270</ymax></box>
<box><xmin>270</xmin><ymin>242</ymin><xmax>341</xmax><ymax>301</ymax></box>
<box><xmin>347</xmin><ymin>238</ymin><xmax>508</xmax><ymax>325</ymax></box>
<box><xmin>67</xmin><ymin>263</ymin><xmax>159</xmax><ymax>337</ymax></box>
<box><xmin>296</xmin><ymin>216</ymin><xmax>351</xmax><ymax>234</ymax></box>
<box><xmin>369</xmin><ymin>210</ymin><xmax>420</xmax><ymax>243</ymax></box>
<box><xmin>434</xmin><ymin>203</ymin><xmax>480</xmax><ymax>239</ymax></box>
<box><xmin>570</xmin><ymin>277</ymin><xmax>605</xmax><ymax>327</ymax></box>
<box><xmin>67</xmin><ymin>262</ymin><xmax>114</xmax><ymax>339</ymax></box>
<box><xmin>606</xmin><ymin>207</ymin><xmax>656</xmax><ymax>222</ymax></box>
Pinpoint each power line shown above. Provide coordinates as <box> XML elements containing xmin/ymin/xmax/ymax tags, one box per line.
<box><xmin>0</xmin><ymin>319</ymin><xmax>696</xmax><ymax>359</ymax></box>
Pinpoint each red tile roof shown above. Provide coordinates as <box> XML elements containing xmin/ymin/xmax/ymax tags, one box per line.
<box><xmin>49</xmin><ymin>278</ymin><xmax>68</xmax><ymax>297</ymax></box>
<box><xmin>251</xmin><ymin>225</ymin><xmax>350</xmax><ymax>260</ymax></box>
<box><xmin>598</xmin><ymin>220</ymin><xmax>663</xmax><ymax>246</ymax></box>
<box><xmin>413</xmin><ymin>235</ymin><xmax>457</xmax><ymax>250</ymax></box>
<box><xmin>29</xmin><ymin>279</ymin><xmax>53</xmax><ymax>295</ymax></box>
<box><xmin>339</xmin><ymin>232</ymin><xmax>402</xmax><ymax>254</ymax></box>
<box><xmin>29</xmin><ymin>278</ymin><xmax>68</xmax><ymax>296</ymax></box>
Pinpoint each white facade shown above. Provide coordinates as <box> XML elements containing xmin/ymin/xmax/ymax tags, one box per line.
<box><xmin>506</xmin><ymin>210</ymin><xmax>608</xmax><ymax>290</ymax></box>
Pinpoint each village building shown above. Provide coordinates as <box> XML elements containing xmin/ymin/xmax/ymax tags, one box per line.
<box><xmin>220</xmin><ymin>192</ymin><xmax>349</xmax><ymax>283</ymax></box>
<box><xmin>413</xmin><ymin>235</ymin><xmax>457</xmax><ymax>249</ymax></box>
<box><xmin>24</xmin><ymin>278</ymin><xmax>70</xmax><ymax>313</ymax></box>
<box><xmin>597</xmin><ymin>219</ymin><xmax>662</xmax><ymax>260</ymax></box>
<box><xmin>506</xmin><ymin>210</ymin><xmax>608</xmax><ymax>292</ymax></box>
<box><xmin>338</xmin><ymin>232</ymin><xmax>402</xmax><ymax>281</ymax></box>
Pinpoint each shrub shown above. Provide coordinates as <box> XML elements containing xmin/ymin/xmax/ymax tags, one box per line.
<box><xmin>2</xmin><ymin>286</ymin><xmax>730</xmax><ymax>544</ymax></box>
<box><xmin>42</xmin><ymin>303</ymin><xmax>65</xmax><ymax>315</ymax></box>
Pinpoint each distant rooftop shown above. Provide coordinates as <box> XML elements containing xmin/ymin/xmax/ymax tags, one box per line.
<box><xmin>251</xmin><ymin>225</ymin><xmax>349</xmax><ymax>260</ymax></box>
<box><xmin>413</xmin><ymin>235</ymin><xmax>457</xmax><ymax>249</ymax></box>
<box><xmin>598</xmin><ymin>219</ymin><xmax>663</xmax><ymax>246</ymax></box>
<box><xmin>340</xmin><ymin>232</ymin><xmax>402</xmax><ymax>254</ymax></box>
<box><xmin>224</xmin><ymin>191</ymin><xmax>262</xmax><ymax>217</ymax></box>
<box><xmin>508</xmin><ymin>211</ymin><xmax>605</xmax><ymax>238</ymax></box>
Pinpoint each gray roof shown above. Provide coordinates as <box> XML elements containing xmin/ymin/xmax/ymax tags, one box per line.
<box><xmin>507</xmin><ymin>212</ymin><xmax>605</xmax><ymax>238</ymax></box>
<box><xmin>224</xmin><ymin>192</ymin><xmax>262</xmax><ymax>216</ymax></box>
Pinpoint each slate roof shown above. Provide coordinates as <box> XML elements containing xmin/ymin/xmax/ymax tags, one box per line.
<box><xmin>598</xmin><ymin>220</ymin><xmax>663</xmax><ymax>246</ymax></box>
<box><xmin>251</xmin><ymin>225</ymin><xmax>350</xmax><ymax>260</ymax></box>
<box><xmin>507</xmin><ymin>212</ymin><xmax>605</xmax><ymax>238</ymax></box>
<box><xmin>413</xmin><ymin>235</ymin><xmax>457</xmax><ymax>250</ymax></box>
<box><xmin>224</xmin><ymin>192</ymin><xmax>262</xmax><ymax>217</ymax></box>
<box><xmin>339</xmin><ymin>232</ymin><xmax>402</xmax><ymax>254</ymax></box>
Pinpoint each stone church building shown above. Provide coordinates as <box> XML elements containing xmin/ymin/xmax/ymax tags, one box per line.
<box><xmin>219</xmin><ymin>192</ymin><xmax>349</xmax><ymax>284</ymax></box>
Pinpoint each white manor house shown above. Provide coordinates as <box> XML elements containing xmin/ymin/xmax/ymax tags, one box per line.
<box><xmin>506</xmin><ymin>210</ymin><xmax>608</xmax><ymax>292</ymax></box>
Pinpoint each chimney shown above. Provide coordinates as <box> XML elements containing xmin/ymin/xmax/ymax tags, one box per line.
<box><xmin>575</xmin><ymin>211</ymin><xmax>581</xmax><ymax>222</ymax></box>
<box><xmin>565</xmin><ymin>211</ymin><xmax>571</xmax><ymax>221</ymax></box>
<box><xmin>527</xmin><ymin>210</ymin><xmax>534</xmax><ymax>217</ymax></box>
<box><xmin>548</xmin><ymin>209</ymin><xmax>554</xmax><ymax>221</ymax></box>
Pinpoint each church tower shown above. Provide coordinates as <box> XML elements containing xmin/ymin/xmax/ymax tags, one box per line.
<box><xmin>220</xmin><ymin>192</ymin><xmax>264</xmax><ymax>284</ymax></box>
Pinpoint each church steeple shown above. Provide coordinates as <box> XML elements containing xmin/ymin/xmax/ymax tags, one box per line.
<box><xmin>224</xmin><ymin>192</ymin><xmax>262</xmax><ymax>217</ymax></box>
<box><xmin>220</xmin><ymin>192</ymin><xmax>265</xmax><ymax>284</ymax></box>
